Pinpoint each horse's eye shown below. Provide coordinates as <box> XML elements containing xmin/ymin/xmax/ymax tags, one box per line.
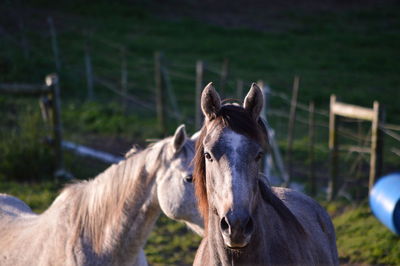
<box><xmin>184</xmin><ymin>174</ymin><xmax>193</xmax><ymax>183</ymax></box>
<box><xmin>204</xmin><ymin>152</ymin><xmax>213</xmax><ymax>161</ymax></box>
<box><xmin>255</xmin><ymin>152</ymin><xmax>264</xmax><ymax>162</ymax></box>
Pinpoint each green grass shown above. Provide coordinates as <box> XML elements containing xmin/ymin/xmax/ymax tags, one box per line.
<box><xmin>146</xmin><ymin>215</ymin><xmax>201</xmax><ymax>265</ymax></box>
<box><xmin>2</xmin><ymin>0</ymin><xmax>399</xmax><ymax>167</ymax></box>
<box><xmin>0</xmin><ymin>100</ymin><xmax>55</xmax><ymax>182</ymax></box>
<box><xmin>63</xmin><ymin>101</ymin><xmax>160</xmax><ymax>139</ymax></box>
<box><xmin>330</xmin><ymin>202</ymin><xmax>400</xmax><ymax>265</ymax></box>
<box><xmin>2</xmin><ymin>0</ymin><xmax>398</xmax><ymax>180</ymax></box>
<box><xmin>1</xmin><ymin>1</ymin><xmax>399</xmax><ymax>122</ymax></box>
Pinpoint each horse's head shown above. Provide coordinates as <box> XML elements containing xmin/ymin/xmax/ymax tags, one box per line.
<box><xmin>194</xmin><ymin>83</ymin><xmax>268</xmax><ymax>249</ymax></box>
<box><xmin>156</xmin><ymin>125</ymin><xmax>204</xmax><ymax>236</ymax></box>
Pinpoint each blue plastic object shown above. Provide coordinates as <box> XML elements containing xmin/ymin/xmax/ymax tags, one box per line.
<box><xmin>369</xmin><ymin>173</ymin><xmax>400</xmax><ymax>235</ymax></box>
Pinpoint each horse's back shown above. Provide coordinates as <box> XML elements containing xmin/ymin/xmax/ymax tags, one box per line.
<box><xmin>0</xmin><ymin>193</ymin><xmax>34</xmax><ymax>218</ymax></box>
<box><xmin>0</xmin><ymin>194</ymin><xmax>46</xmax><ymax>265</ymax></box>
<box><xmin>272</xmin><ymin>187</ymin><xmax>339</xmax><ymax>265</ymax></box>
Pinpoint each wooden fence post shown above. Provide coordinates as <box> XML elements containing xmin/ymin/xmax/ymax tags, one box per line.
<box><xmin>369</xmin><ymin>101</ymin><xmax>383</xmax><ymax>189</ymax></box>
<box><xmin>47</xmin><ymin>17</ymin><xmax>61</xmax><ymax>73</ymax></box>
<box><xmin>308</xmin><ymin>101</ymin><xmax>316</xmax><ymax>196</ymax></box>
<box><xmin>328</xmin><ymin>95</ymin><xmax>338</xmax><ymax>201</ymax></box>
<box><xmin>45</xmin><ymin>74</ymin><xmax>64</xmax><ymax>179</ymax></box>
<box><xmin>220</xmin><ymin>58</ymin><xmax>229</xmax><ymax>95</ymax></box>
<box><xmin>195</xmin><ymin>60</ymin><xmax>204</xmax><ymax>130</ymax></box>
<box><xmin>286</xmin><ymin>75</ymin><xmax>300</xmax><ymax>187</ymax></box>
<box><xmin>84</xmin><ymin>34</ymin><xmax>94</xmax><ymax>101</ymax></box>
<box><xmin>121</xmin><ymin>47</ymin><xmax>128</xmax><ymax>111</ymax></box>
<box><xmin>328</xmin><ymin>96</ymin><xmax>384</xmax><ymax>199</ymax></box>
<box><xmin>155</xmin><ymin>52</ymin><xmax>166</xmax><ymax>135</ymax></box>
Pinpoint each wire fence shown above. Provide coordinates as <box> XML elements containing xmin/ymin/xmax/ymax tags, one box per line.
<box><xmin>1</xmin><ymin>14</ymin><xmax>399</xmax><ymax>197</ymax></box>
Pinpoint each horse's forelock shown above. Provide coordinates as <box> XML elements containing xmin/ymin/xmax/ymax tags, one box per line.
<box><xmin>218</xmin><ymin>104</ymin><xmax>268</xmax><ymax>148</ymax></box>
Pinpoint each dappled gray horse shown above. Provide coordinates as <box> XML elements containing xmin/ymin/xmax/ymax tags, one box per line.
<box><xmin>193</xmin><ymin>83</ymin><xmax>338</xmax><ymax>265</ymax></box>
<box><xmin>0</xmin><ymin>125</ymin><xmax>203</xmax><ymax>266</ymax></box>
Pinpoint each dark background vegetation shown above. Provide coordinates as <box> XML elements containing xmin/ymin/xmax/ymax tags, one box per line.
<box><xmin>1</xmin><ymin>0</ymin><xmax>399</xmax><ymax>264</ymax></box>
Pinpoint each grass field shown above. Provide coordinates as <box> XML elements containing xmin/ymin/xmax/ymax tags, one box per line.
<box><xmin>1</xmin><ymin>0</ymin><xmax>399</xmax><ymax>264</ymax></box>
<box><xmin>1</xmin><ymin>1</ymin><xmax>400</xmax><ymax>121</ymax></box>
<box><xmin>325</xmin><ymin>201</ymin><xmax>400</xmax><ymax>265</ymax></box>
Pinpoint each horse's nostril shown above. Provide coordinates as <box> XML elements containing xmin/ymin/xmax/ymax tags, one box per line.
<box><xmin>184</xmin><ymin>174</ymin><xmax>193</xmax><ymax>183</ymax></box>
<box><xmin>220</xmin><ymin>217</ymin><xmax>230</xmax><ymax>233</ymax></box>
<box><xmin>244</xmin><ymin>217</ymin><xmax>254</xmax><ymax>235</ymax></box>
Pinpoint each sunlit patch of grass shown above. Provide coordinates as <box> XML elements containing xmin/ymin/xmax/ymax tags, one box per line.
<box><xmin>330</xmin><ymin>203</ymin><xmax>400</xmax><ymax>265</ymax></box>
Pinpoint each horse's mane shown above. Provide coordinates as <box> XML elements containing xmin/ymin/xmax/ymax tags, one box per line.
<box><xmin>193</xmin><ymin>104</ymin><xmax>268</xmax><ymax>228</ymax></box>
<box><xmin>124</xmin><ymin>144</ymin><xmax>142</xmax><ymax>159</ymax></box>
<box><xmin>58</xmin><ymin>138</ymin><xmax>172</xmax><ymax>254</ymax></box>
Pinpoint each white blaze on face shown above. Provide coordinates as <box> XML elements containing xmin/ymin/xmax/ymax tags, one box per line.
<box><xmin>218</xmin><ymin>130</ymin><xmax>253</xmax><ymax>213</ymax></box>
<box><xmin>223</xmin><ymin>130</ymin><xmax>244</xmax><ymax>168</ymax></box>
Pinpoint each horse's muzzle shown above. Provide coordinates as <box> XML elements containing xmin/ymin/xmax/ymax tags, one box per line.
<box><xmin>220</xmin><ymin>210</ymin><xmax>254</xmax><ymax>249</ymax></box>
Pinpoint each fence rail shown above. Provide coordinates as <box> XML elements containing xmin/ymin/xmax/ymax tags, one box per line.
<box><xmin>62</xmin><ymin>141</ymin><xmax>123</xmax><ymax>164</ymax></box>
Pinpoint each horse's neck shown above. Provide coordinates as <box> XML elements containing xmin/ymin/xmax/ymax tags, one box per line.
<box><xmin>107</xmin><ymin>150</ymin><xmax>163</xmax><ymax>263</ymax></box>
<box><xmin>50</xmin><ymin>144</ymin><xmax>166</xmax><ymax>262</ymax></box>
<box><xmin>202</xmin><ymin>194</ymin><xmax>332</xmax><ymax>266</ymax></box>
<box><xmin>243</xmin><ymin>200</ymin><xmax>309</xmax><ymax>265</ymax></box>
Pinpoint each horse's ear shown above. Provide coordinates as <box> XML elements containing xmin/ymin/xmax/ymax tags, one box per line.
<box><xmin>201</xmin><ymin>82</ymin><xmax>221</xmax><ymax>121</ymax></box>
<box><xmin>172</xmin><ymin>124</ymin><xmax>187</xmax><ymax>152</ymax></box>
<box><xmin>244</xmin><ymin>83</ymin><xmax>263</xmax><ymax>120</ymax></box>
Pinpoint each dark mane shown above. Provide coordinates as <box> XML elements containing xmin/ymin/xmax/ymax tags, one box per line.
<box><xmin>193</xmin><ymin>104</ymin><xmax>269</xmax><ymax>230</ymax></box>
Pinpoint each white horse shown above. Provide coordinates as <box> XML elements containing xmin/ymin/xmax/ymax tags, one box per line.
<box><xmin>0</xmin><ymin>125</ymin><xmax>203</xmax><ymax>266</ymax></box>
